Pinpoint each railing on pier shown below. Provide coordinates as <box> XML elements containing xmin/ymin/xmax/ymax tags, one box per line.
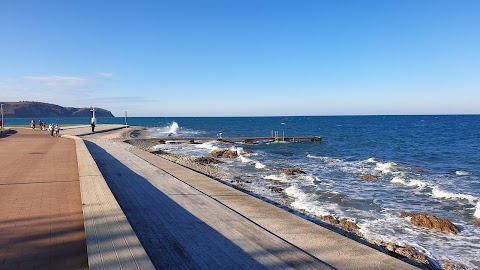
<box><xmin>143</xmin><ymin>135</ymin><xmax>322</xmax><ymax>144</ymax></box>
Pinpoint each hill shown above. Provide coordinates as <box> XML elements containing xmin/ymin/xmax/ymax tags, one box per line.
<box><xmin>0</xmin><ymin>101</ymin><xmax>114</xmax><ymax>118</ymax></box>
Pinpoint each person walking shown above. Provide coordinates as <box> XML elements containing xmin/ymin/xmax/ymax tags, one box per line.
<box><xmin>31</xmin><ymin>119</ymin><xmax>36</xmax><ymax>130</ymax></box>
<box><xmin>54</xmin><ymin>124</ymin><xmax>60</xmax><ymax>137</ymax></box>
<box><xmin>91</xmin><ymin>122</ymin><xmax>95</xmax><ymax>133</ymax></box>
<box><xmin>49</xmin><ymin>123</ymin><xmax>54</xmax><ymax>137</ymax></box>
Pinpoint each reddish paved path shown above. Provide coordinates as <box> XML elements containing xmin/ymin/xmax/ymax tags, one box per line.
<box><xmin>0</xmin><ymin>129</ymin><xmax>88</xmax><ymax>270</ymax></box>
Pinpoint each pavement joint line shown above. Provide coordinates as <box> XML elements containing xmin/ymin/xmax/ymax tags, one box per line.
<box><xmin>63</xmin><ymin>135</ymin><xmax>155</xmax><ymax>270</ymax></box>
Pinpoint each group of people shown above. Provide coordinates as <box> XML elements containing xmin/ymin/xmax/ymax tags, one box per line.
<box><xmin>31</xmin><ymin>119</ymin><xmax>60</xmax><ymax>137</ymax></box>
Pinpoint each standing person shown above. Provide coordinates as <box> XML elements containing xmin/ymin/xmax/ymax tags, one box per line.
<box><xmin>49</xmin><ymin>123</ymin><xmax>54</xmax><ymax>137</ymax></box>
<box><xmin>54</xmin><ymin>124</ymin><xmax>60</xmax><ymax>137</ymax></box>
<box><xmin>91</xmin><ymin>122</ymin><xmax>95</xmax><ymax>133</ymax></box>
<box><xmin>31</xmin><ymin>119</ymin><xmax>35</xmax><ymax>130</ymax></box>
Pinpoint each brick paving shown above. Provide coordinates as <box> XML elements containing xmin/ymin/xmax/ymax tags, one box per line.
<box><xmin>0</xmin><ymin>129</ymin><xmax>88</xmax><ymax>270</ymax></box>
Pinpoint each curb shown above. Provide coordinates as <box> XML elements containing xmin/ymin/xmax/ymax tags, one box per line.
<box><xmin>64</xmin><ymin>135</ymin><xmax>155</xmax><ymax>270</ymax></box>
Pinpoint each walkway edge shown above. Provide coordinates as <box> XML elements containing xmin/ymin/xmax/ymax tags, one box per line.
<box><xmin>65</xmin><ymin>135</ymin><xmax>155</xmax><ymax>270</ymax></box>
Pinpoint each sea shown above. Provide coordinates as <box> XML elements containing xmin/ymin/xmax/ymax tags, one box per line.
<box><xmin>8</xmin><ymin>115</ymin><xmax>480</xmax><ymax>268</ymax></box>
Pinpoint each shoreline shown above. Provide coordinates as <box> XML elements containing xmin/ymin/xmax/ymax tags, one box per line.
<box><xmin>125</xmin><ymin>134</ymin><xmax>441</xmax><ymax>269</ymax></box>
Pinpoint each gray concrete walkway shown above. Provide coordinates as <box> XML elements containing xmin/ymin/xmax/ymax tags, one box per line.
<box><xmin>81</xmin><ymin>133</ymin><xmax>418</xmax><ymax>269</ymax></box>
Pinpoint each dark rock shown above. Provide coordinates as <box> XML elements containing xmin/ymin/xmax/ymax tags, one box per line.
<box><xmin>268</xmin><ymin>186</ymin><xmax>283</xmax><ymax>193</ymax></box>
<box><xmin>360</xmin><ymin>174</ymin><xmax>379</xmax><ymax>180</ymax></box>
<box><xmin>339</xmin><ymin>218</ymin><xmax>360</xmax><ymax>231</ymax></box>
<box><xmin>222</xmin><ymin>150</ymin><xmax>239</xmax><ymax>158</ymax></box>
<box><xmin>400</xmin><ymin>211</ymin><xmax>459</xmax><ymax>234</ymax></box>
<box><xmin>193</xmin><ymin>157</ymin><xmax>222</xmax><ymax>165</ymax></box>
<box><xmin>209</xmin><ymin>149</ymin><xmax>238</xmax><ymax>158</ymax></box>
<box><xmin>319</xmin><ymin>215</ymin><xmax>340</xmax><ymax>225</ymax></box>
<box><xmin>150</xmin><ymin>150</ymin><xmax>166</xmax><ymax>155</ymax></box>
<box><xmin>281</xmin><ymin>168</ymin><xmax>306</xmax><ymax>175</ymax></box>
<box><xmin>370</xmin><ymin>239</ymin><xmax>430</xmax><ymax>265</ymax></box>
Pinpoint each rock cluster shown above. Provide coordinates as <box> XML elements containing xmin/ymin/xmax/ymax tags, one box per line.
<box><xmin>369</xmin><ymin>240</ymin><xmax>430</xmax><ymax>266</ymax></box>
<box><xmin>193</xmin><ymin>157</ymin><xmax>222</xmax><ymax>165</ymax></box>
<box><xmin>281</xmin><ymin>168</ymin><xmax>305</xmax><ymax>175</ymax></box>
<box><xmin>210</xmin><ymin>149</ymin><xmax>238</xmax><ymax>158</ymax></box>
<box><xmin>360</xmin><ymin>174</ymin><xmax>379</xmax><ymax>180</ymax></box>
<box><xmin>317</xmin><ymin>215</ymin><xmax>360</xmax><ymax>231</ymax></box>
<box><xmin>400</xmin><ymin>211</ymin><xmax>459</xmax><ymax>234</ymax></box>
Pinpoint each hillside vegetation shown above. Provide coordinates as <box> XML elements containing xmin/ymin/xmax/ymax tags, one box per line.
<box><xmin>0</xmin><ymin>101</ymin><xmax>114</xmax><ymax>118</ymax></box>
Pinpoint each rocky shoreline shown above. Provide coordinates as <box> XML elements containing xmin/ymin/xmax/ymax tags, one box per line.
<box><xmin>124</xmin><ymin>135</ymin><xmax>467</xmax><ymax>270</ymax></box>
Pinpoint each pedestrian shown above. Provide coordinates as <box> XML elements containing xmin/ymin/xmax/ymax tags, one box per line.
<box><xmin>91</xmin><ymin>122</ymin><xmax>95</xmax><ymax>133</ymax></box>
<box><xmin>49</xmin><ymin>123</ymin><xmax>54</xmax><ymax>137</ymax></box>
<box><xmin>54</xmin><ymin>124</ymin><xmax>60</xmax><ymax>137</ymax></box>
<box><xmin>31</xmin><ymin>119</ymin><xmax>35</xmax><ymax>130</ymax></box>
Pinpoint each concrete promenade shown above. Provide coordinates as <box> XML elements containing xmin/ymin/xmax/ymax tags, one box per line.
<box><xmin>80</xmin><ymin>129</ymin><xmax>418</xmax><ymax>270</ymax></box>
<box><xmin>0</xmin><ymin>129</ymin><xmax>88</xmax><ymax>269</ymax></box>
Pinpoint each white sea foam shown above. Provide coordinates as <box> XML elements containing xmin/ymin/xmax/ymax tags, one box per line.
<box><xmin>239</xmin><ymin>156</ymin><xmax>253</xmax><ymax>163</ymax></box>
<box><xmin>431</xmin><ymin>187</ymin><xmax>478</xmax><ymax>203</ymax></box>
<box><xmin>148</xmin><ymin>121</ymin><xmax>203</xmax><ymax>138</ymax></box>
<box><xmin>366</xmin><ymin>157</ymin><xmax>377</xmax><ymax>163</ymax></box>
<box><xmin>455</xmin><ymin>170</ymin><xmax>470</xmax><ymax>176</ymax></box>
<box><xmin>475</xmin><ymin>202</ymin><xmax>480</xmax><ymax>218</ymax></box>
<box><xmin>195</xmin><ymin>141</ymin><xmax>219</xmax><ymax>151</ymax></box>
<box><xmin>285</xmin><ymin>185</ymin><xmax>332</xmax><ymax>216</ymax></box>
<box><xmin>391</xmin><ymin>176</ymin><xmax>428</xmax><ymax>190</ymax></box>
<box><xmin>263</xmin><ymin>174</ymin><xmax>288</xmax><ymax>182</ymax></box>
<box><xmin>255</xmin><ymin>162</ymin><xmax>266</xmax><ymax>169</ymax></box>
<box><xmin>298</xmin><ymin>175</ymin><xmax>317</xmax><ymax>182</ymax></box>
<box><xmin>306</xmin><ymin>154</ymin><xmax>342</xmax><ymax>163</ymax></box>
<box><xmin>374</xmin><ymin>162</ymin><xmax>397</xmax><ymax>174</ymax></box>
<box><xmin>391</xmin><ymin>176</ymin><xmax>478</xmax><ymax>204</ymax></box>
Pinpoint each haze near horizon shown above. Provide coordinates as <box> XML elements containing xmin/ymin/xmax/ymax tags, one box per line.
<box><xmin>1</xmin><ymin>1</ymin><xmax>479</xmax><ymax>117</ymax></box>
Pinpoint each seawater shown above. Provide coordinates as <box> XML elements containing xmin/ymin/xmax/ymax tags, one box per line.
<box><xmin>8</xmin><ymin>115</ymin><xmax>480</xmax><ymax>267</ymax></box>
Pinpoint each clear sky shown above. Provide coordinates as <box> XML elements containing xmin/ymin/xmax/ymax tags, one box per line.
<box><xmin>1</xmin><ymin>1</ymin><xmax>479</xmax><ymax>117</ymax></box>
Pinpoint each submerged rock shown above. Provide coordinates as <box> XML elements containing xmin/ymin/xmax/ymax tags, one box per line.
<box><xmin>210</xmin><ymin>149</ymin><xmax>238</xmax><ymax>158</ymax></box>
<box><xmin>339</xmin><ymin>218</ymin><xmax>360</xmax><ymax>231</ymax></box>
<box><xmin>150</xmin><ymin>150</ymin><xmax>166</xmax><ymax>155</ymax></box>
<box><xmin>360</xmin><ymin>174</ymin><xmax>379</xmax><ymax>180</ymax></box>
<box><xmin>400</xmin><ymin>211</ymin><xmax>459</xmax><ymax>234</ymax></box>
<box><xmin>281</xmin><ymin>168</ymin><xmax>306</xmax><ymax>176</ymax></box>
<box><xmin>441</xmin><ymin>261</ymin><xmax>468</xmax><ymax>270</ymax></box>
<box><xmin>268</xmin><ymin>186</ymin><xmax>283</xmax><ymax>193</ymax></box>
<box><xmin>193</xmin><ymin>156</ymin><xmax>222</xmax><ymax>165</ymax></box>
<box><xmin>242</xmin><ymin>149</ymin><xmax>253</xmax><ymax>154</ymax></box>
<box><xmin>473</xmin><ymin>218</ymin><xmax>480</xmax><ymax>226</ymax></box>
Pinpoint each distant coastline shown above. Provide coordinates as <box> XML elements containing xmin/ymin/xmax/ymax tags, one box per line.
<box><xmin>0</xmin><ymin>101</ymin><xmax>114</xmax><ymax>118</ymax></box>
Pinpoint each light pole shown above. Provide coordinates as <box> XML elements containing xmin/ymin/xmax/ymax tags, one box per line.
<box><xmin>1</xmin><ymin>104</ymin><xmax>4</xmax><ymax>129</ymax></box>
<box><xmin>125</xmin><ymin>111</ymin><xmax>128</xmax><ymax>127</ymax></box>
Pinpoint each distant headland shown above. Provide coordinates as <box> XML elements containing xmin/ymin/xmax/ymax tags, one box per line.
<box><xmin>0</xmin><ymin>101</ymin><xmax>114</xmax><ymax>118</ymax></box>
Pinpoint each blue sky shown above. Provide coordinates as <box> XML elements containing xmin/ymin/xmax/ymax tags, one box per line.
<box><xmin>1</xmin><ymin>1</ymin><xmax>479</xmax><ymax>116</ymax></box>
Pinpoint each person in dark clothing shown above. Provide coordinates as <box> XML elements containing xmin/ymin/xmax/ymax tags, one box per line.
<box><xmin>91</xmin><ymin>122</ymin><xmax>95</xmax><ymax>132</ymax></box>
